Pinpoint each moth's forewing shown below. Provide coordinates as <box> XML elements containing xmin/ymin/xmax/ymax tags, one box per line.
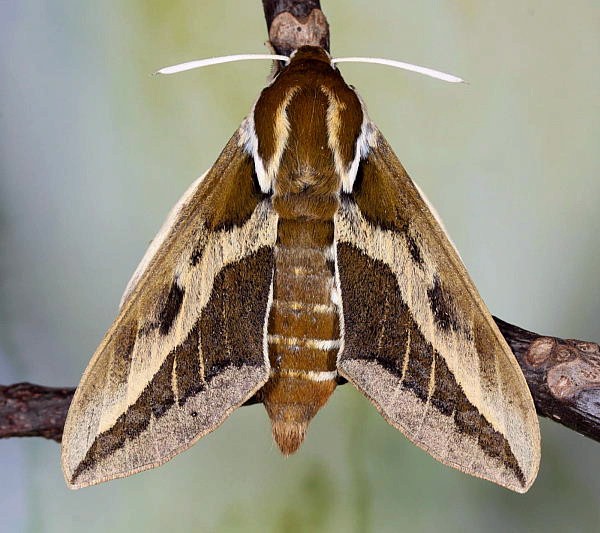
<box><xmin>335</xmin><ymin>131</ymin><xmax>540</xmax><ymax>493</ymax></box>
<box><xmin>61</xmin><ymin>132</ymin><xmax>277</xmax><ymax>489</ymax></box>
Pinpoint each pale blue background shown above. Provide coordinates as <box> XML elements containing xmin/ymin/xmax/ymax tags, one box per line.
<box><xmin>1</xmin><ymin>1</ymin><xmax>599</xmax><ymax>531</ymax></box>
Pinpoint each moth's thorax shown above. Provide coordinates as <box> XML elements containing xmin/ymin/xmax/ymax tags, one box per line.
<box><xmin>248</xmin><ymin>46</ymin><xmax>365</xmax><ymax>210</ymax></box>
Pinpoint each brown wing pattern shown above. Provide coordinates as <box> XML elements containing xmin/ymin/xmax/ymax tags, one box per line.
<box><xmin>62</xmin><ymin>131</ymin><xmax>278</xmax><ymax>488</ymax></box>
<box><xmin>335</xmin><ymin>131</ymin><xmax>540</xmax><ymax>492</ymax></box>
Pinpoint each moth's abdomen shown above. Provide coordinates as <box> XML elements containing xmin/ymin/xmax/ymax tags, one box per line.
<box><xmin>262</xmin><ymin>218</ymin><xmax>340</xmax><ymax>455</ymax></box>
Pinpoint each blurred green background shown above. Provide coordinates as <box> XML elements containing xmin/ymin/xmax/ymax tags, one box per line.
<box><xmin>1</xmin><ymin>1</ymin><xmax>599</xmax><ymax>532</ymax></box>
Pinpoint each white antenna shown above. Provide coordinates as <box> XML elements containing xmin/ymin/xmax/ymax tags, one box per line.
<box><xmin>332</xmin><ymin>57</ymin><xmax>464</xmax><ymax>83</ymax></box>
<box><xmin>155</xmin><ymin>54</ymin><xmax>290</xmax><ymax>75</ymax></box>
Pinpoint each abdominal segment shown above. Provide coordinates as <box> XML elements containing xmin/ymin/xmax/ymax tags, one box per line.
<box><xmin>261</xmin><ymin>218</ymin><xmax>341</xmax><ymax>454</ymax></box>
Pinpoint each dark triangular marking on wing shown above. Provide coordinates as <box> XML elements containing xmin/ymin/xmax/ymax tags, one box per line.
<box><xmin>158</xmin><ymin>282</ymin><xmax>185</xmax><ymax>335</ymax></box>
<box><xmin>138</xmin><ymin>281</ymin><xmax>185</xmax><ymax>337</ymax></box>
<box><xmin>427</xmin><ymin>275</ymin><xmax>462</xmax><ymax>333</ymax></box>
<box><xmin>406</xmin><ymin>233</ymin><xmax>424</xmax><ymax>267</ymax></box>
<box><xmin>200</xmin><ymin>246</ymin><xmax>274</xmax><ymax>380</ymax></box>
<box><xmin>337</xmin><ymin>243</ymin><xmax>526</xmax><ymax>487</ymax></box>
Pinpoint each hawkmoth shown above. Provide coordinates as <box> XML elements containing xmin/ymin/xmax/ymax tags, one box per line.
<box><xmin>61</xmin><ymin>45</ymin><xmax>540</xmax><ymax>492</ymax></box>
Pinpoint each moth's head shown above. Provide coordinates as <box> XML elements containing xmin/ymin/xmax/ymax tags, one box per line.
<box><xmin>267</xmin><ymin>45</ymin><xmax>335</xmax><ymax>83</ymax></box>
<box><xmin>287</xmin><ymin>45</ymin><xmax>332</xmax><ymax>67</ymax></box>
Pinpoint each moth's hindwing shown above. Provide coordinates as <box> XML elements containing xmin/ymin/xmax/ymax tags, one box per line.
<box><xmin>335</xmin><ymin>130</ymin><xmax>540</xmax><ymax>493</ymax></box>
<box><xmin>61</xmin><ymin>131</ymin><xmax>278</xmax><ymax>489</ymax></box>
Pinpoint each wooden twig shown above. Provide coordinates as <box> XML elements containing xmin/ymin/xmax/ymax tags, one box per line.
<box><xmin>0</xmin><ymin>383</ymin><xmax>74</xmax><ymax>442</ymax></box>
<box><xmin>262</xmin><ymin>0</ymin><xmax>329</xmax><ymax>57</ymax></box>
<box><xmin>496</xmin><ymin>319</ymin><xmax>600</xmax><ymax>442</ymax></box>
<box><xmin>1</xmin><ymin>0</ymin><xmax>599</xmax><ymax>446</ymax></box>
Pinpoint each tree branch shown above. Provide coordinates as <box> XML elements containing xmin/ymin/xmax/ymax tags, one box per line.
<box><xmin>2</xmin><ymin>1</ymin><xmax>599</xmax><ymax>446</ymax></box>
<box><xmin>0</xmin><ymin>383</ymin><xmax>74</xmax><ymax>442</ymax></box>
<box><xmin>495</xmin><ymin>319</ymin><xmax>600</xmax><ymax>441</ymax></box>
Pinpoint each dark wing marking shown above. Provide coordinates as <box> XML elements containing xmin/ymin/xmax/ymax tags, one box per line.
<box><xmin>62</xmin><ymin>131</ymin><xmax>277</xmax><ymax>488</ymax></box>
<box><xmin>335</xmin><ymin>130</ymin><xmax>540</xmax><ymax>492</ymax></box>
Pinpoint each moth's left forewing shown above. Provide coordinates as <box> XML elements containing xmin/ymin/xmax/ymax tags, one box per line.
<box><xmin>62</xmin><ymin>131</ymin><xmax>277</xmax><ymax>488</ymax></box>
<box><xmin>335</xmin><ymin>128</ymin><xmax>540</xmax><ymax>492</ymax></box>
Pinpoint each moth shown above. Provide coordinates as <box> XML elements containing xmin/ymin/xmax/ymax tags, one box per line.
<box><xmin>62</xmin><ymin>45</ymin><xmax>540</xmax><ymax>492</ymax></box>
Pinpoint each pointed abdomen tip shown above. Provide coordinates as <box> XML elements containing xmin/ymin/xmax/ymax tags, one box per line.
<box><xmin>271</xmin><ymin>420</ymin><xmax>308</xmax><ymax>455</ymax></box>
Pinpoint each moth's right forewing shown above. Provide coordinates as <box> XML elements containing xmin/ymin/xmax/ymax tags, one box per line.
<box><xmin>62</xmin><ymin>131</ymin><xmax>278</xmax><ymax>489</ymax></box>
<box><xmin>335</xmin><ymin>130</ymin><xmax>540</xmax><ymax>492</ymax></box>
